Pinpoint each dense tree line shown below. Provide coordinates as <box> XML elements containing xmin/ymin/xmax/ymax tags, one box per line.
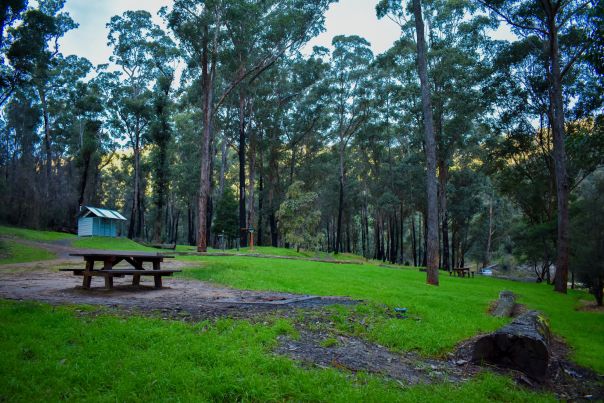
<box><xmin>1</xmin><ymin>0</ymin><xmax>602</xmax><ymax>299</ymax></box>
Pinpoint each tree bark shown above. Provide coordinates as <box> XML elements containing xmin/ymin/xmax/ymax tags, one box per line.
<box><xmin>197</xmin><ymin>29</ymin><xmax>214</xmax><ymax>252</ymax></box>
<box><xmin>413</xmin><ymin>0</ymin><xmax>439</xmax><ymax>285</ymax></box>
<box><xmin>238</xmin><ymin>90</ymin><xmax>248</xmax><ymax>247</ymax></box>
<box><xmin>472</xmin><ymin>311</ymin><xmax>551</xmax><ymax>381</ymax></box>
<box><xmin>335</xmin><ymin>142</ymin><xmax>345</xmax><ymax>254</ymax></box>
<box><xmin>411</xmin><ymin>214</ymin><xmax>417</xmax><ymax>266</ymax></box>
<box><xmin>438</xmin><ymin>159</ymin><xmax>449</xmax><ymax>271</ymax></box>
<box><xmin>38</xmin><ymin>87</ymin><xmax>52</xmax><ymax>189</ymax></box>
<box><xmin>247</xmin><ymin>120</ymin><xmax>257</xmax><ymax>241</ymax></box>
<box><xmin>218</xmin><ymin>133</ymin><xmax>227</xmax><ymax>196</ymax></box>
<box><xmin>542</xmin><ymin>1</ymin><xmax>570</xmax><ymax>294</ymax></box>
<box><xmin>484</xmin><ymin>190</ymin><xmax>494</xmax><ymax>268</ymax></box>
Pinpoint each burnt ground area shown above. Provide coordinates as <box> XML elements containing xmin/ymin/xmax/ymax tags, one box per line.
<box><xmin>0</xmin><ymin>252</ymin><xmax>602</xmax><ymax>399</ymax></box>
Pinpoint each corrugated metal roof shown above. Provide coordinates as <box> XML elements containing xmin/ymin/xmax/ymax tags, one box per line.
<box><xmin>82</xmin><ymin>206</ymin><xmax>127</xmax><ymax>220</ymax></box>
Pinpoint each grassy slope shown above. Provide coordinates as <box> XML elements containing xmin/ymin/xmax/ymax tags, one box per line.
<box><xmin>0</xmin><ymin>239</ymin><xmax>55</xmax><ymax>264</ymax></box>
<box><xmin>72</xmin><ymin>237</ymin><xmax>158</xmax><ymax>252</ymax></box>
<box><xmin>0</xmin><ymin>301</ymin><xmax>552</xmax><ymax>402</ymax></box>
<box><xmin>0</xmin><ymin>226</ymin><xmax>75</xmax><ymax>242</ymax></box>
<box><xmin>175</xmin><ymin>244</ymin><xmax>365</xmax><ymax>261</ymax></box>
<box><xmin>180</xmin><ymin>256</ymin><xmax>604</xmax><ymax>372</ymax></box>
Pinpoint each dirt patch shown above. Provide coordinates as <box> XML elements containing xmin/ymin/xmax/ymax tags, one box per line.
<box><xmin>576</xmin><ymin>299</ymin><xmax>604</xmax><ymax>313</ymax></box>
<box><xmin>275</xmin><ymin>330</ymin><xmax>475</xmax><ymax>385</ymax></box>
<box><xmin>0</xmin><ymin>260</ymin><xmax>356</xmax><ymax>321</ymax></box>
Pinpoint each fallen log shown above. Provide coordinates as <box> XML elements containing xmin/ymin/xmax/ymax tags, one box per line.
<box><xmin>491</xmin><ymin>290</ymin><xmax>516</xmax><ymax>317</ymax></box>
<box><xmin>472</xmin><ymin>311</ymin><xmax>551</xmax><ymax>380</ymax></box>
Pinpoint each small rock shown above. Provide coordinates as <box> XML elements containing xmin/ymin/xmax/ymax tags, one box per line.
<box><xmin>455</xmin><ymin>359</ymin><xmax>468</xmax><ymax>366</ymax></box>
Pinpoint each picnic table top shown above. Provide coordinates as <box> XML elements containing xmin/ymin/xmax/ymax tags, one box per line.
<box><xmin>69</xmin><ymin>250</ymin><xmax>174</xmax><ymax>259</ymax></box>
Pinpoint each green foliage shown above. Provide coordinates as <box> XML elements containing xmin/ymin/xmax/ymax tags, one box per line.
<box><xmin>0</xmin><ymin>239</ymin><xmax>55</xmax><ymax>264</ymax></box>
<box><xmin>212</xmin><ymin>189</ymin><xmax>240</xmax><ymax>239</ymax></box>
<box><xmin>0</xmin><ymin>300</ymin><xmax>555</xmax><ymax>401</ymax></box>
<box><xmin>277</xmin><ymin>181</ymin><xmax>323</xmax><ymax>251</ymax></box>
<box><xmin>181</xmin><ymin>255</ymin><xmax>604</xmax><ymax>372</ymax></box>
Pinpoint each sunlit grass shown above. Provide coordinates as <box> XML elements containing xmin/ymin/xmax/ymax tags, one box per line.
<box><xmin>72</xmin><ymin>237</ymin><xmax>158</xmax><ymax>252</ymax></box>
<box><xmin>0</xmin><ymin>239</ymin><xmax>55</xmax><ymax>264</ymax></box>
<box><xmin>0</xmin><ymin>301</ymin><xmax>554</xmax><ymax>402</ymax></box>
<box><xmin>0</xmin><ymin>225</ymin><xmax>75</xmax><ymax>242</ymax></box>
<box><xmin>180</xmin><ymin>255</ymin><xmax>604</xmax><ymax>372</ymax></box>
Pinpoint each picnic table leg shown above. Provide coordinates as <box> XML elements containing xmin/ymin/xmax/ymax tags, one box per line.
<box><xmin>132</xmin><ymin>258</ymin><xmax>142</xmax><ymax>286</ymax></box>
<box><xmin>103</xmin><ymin>258</ymin><xmax>114</xmax><ymax>289</ymax></box>
<box><xmin>153</xmin><ymin>260</ymin><xmax>162</xmax><ymax>289</ymax></box>
<box><xmin>82</xmin><ymin>259</ymin><xmax>93</xmax><ymax>289</ymax></box>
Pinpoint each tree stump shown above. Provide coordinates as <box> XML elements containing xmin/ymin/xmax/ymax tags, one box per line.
<box><xmin>472</xmin><ymin>311</ymin><xmax>551</xmax><ymax>380</ymax></box>
<box><xmin>491</xmin><ymin>290</ymin><xmax>516</xmax><ymax>317</ymax></box>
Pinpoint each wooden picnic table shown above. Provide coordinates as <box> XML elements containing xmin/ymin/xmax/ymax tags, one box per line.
<box><xmin>63</xmin><ymin>251</ymin><xmax>180</xmax><ymax>289</ymax></box>
<box><xmin>449</xmin><ymin>267</ymin><xmax>474</xmax><ymax>278</ymax></box>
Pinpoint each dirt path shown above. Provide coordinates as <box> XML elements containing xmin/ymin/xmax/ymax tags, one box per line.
<box><xmin>0</xmin><ymin>257</ymin><xmax>354</xmax><ymax>321</ymax></box>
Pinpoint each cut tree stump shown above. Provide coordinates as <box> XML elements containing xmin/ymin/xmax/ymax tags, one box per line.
<box><xmin>472</xmin><ymin>311</ymin><xmax>551</xmax><ymax>380</ymax></box>
<box><xmin>491</xmin><ymin>290</ymin><xmax>516</xmax><ymax>317</ymax></box>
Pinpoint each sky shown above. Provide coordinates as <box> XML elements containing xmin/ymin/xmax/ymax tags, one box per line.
<box><xmin>59</xmin><ymin>0</ymin><xmax>402</xmax><ymax>66</ymax></box>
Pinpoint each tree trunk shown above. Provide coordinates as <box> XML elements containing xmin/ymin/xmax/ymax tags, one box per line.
<box><xmin>594</xmin><ymin>276</ymin><xmax>603</xmax><ymax>306</ymax></box>
<box><xmin>38</xmin><ymin>86</ymin><xmax>52</xmax><ymax>189</ymax></box>
<box><xmin>335</xmin><ymin>143</ymin><xmax>345</xmax><ymax>254</ymax></box>
<box><xmin>188</xmin><ymin>202</ymin><xmax>196</xmax><ymax>245</ymax></box>
<box><xmin>129</xmin><ymin>142</ymin><xmax>142</xmax><ymax>239</ymax></box>
<box><xmin>484</xmin><ymin>190</ymin><xmax>494</xmax><ymax>268</ymax></box>
<box><xmin>472</xmin><ymin>311</ymin><xmax>551</xmax><ymax>381</ymax></box>
<box><xmin>413</xmin><ymin>0</ymin><xmax>439</xmax><ymax>285</ymax></box>
<box><xmin>438</xmin><ymin>159</ymin><xmax>449</xmax><ymax>271</ymax></box>
<box><xmin>247</xmin><ymin>121</ymin><xmax>257</xmax><ymax>241</ymax></box>
<box><xmin>197</xmin><ymin>31</ymin><xmax>214</xmax><ymax>252</ymax></box>
<box><xmin>218</xmin><ymin>134</ymin><xmax>227</xmax><ymax>196</ymax></box>
<box><xmin>238</xmin><ymin>90</ymin><xmax>248</xmax><ymax>247</ymax></box>
<box><xmin>491</xmin><ymin>290</ymin><xmax>516</xmax><ymax>317</ymax></box>
<box><xmin>411</xmin><ymin>214</ymin><xmax>417</xmax><ymax>266</ymax></box>
<box><xmin>258</xmin><ymin>171</ymin><xmax>264</xmax><ymax>246</ymax></box>
<box><xmin>542</xmin><ymin>2</ymin><xmax>570</xmax><ymax>294</ymax></box>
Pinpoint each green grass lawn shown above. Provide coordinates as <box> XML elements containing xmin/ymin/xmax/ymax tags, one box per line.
<box><xmin>0</xmin><ymin>239</ymin><xmax>55</xmax><ymax>264</ymax></box>
<box><xmin>0</xmin><ymin>229</ymin><xmax>600</xmax><ymax>401</ymax></box>
<box><xmin>0</xmin><ymin>225</ymin><xmax>75</xmax><ymax>242</ymax></box>
<box><xmin>0</xmin><ymin>300</ymin><xmax>553</xmax><ymax>402</ymax></box>
<box><xmin>72</xmin><ymin>237</ymin><xmax>158</xmax><ymax>252</ymax></box>
<box><xmin>176</xmin><ymin>244</ymin><xmax>366</xmax><ymax>261</ymax></box>
<box><xmin>179</xmin><ymin>256</ymin><xmax>604</xmax><ymax>373</ymax></box>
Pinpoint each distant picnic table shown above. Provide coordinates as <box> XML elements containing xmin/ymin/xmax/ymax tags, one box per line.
<box><xmin>449</xmin><ymin>267</ymin><xmax>474</xmax><ymax>278</ymax></box>
<box><xmin>62</xmin><ymin>251</ymin><xmax>180</xmax><ymax>289</ymax></box>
